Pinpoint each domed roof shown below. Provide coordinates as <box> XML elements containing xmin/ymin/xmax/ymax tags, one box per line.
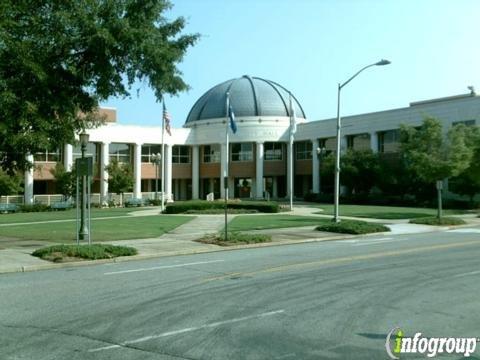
<box><xmin>185</xmin><ymin>75</ymin><xmax>306</xmax><ymax>124</ymax></box>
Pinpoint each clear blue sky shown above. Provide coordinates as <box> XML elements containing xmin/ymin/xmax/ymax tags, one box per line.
<box><xmin>101</xmin><ymin>0</ymin><xmax>480</xmax><ymax>128</ymax></box>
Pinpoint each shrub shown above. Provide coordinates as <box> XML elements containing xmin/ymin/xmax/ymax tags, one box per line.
<box><xmin>316</xmin><ymin>219</ymin><xmax>390</xmax><ymax>234</ymax></box>
<box><xmin>148</xmin><ymin>199</ymin><xmax>163</xmax><ymax>206</ymax></box>
<box><xmin>184</xmin><ymin>208</ymin><xmax>258</xmax><ymax>214</ymax></box>
<box><xmin>409</xmin><ymin>217</ymin><xmax>466</xmax><ymax>226</ymax></box>
<box><xmin>165</xmin><ymin>200</ymin><xmax>279</xmax><ymax>214</ymax></box>
<box><xmin>198</xmin><ymin>232</ymin><xmax>271</xmax><ymax>246</ymax></box>
<box><xmin>19</xmin><ymin>203</ymin><xmax>51</xmax><ymax>212</ymax></box>
<box><xmin>32</xmin><ymin>244</ymin><xmax>137</xmax><ymax>262</ymax></box>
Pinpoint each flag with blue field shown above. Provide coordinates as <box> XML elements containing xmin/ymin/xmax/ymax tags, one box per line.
<box><xmin>229</xmin><ymin>104</ymin><xmax>237</xmax><ymax>134</ymax></box>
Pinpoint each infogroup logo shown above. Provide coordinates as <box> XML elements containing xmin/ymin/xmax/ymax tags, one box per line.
<box><xmin>385</xmin><ymin>327</ymin><xmax>478</xmax><ymax>359</ymax></box>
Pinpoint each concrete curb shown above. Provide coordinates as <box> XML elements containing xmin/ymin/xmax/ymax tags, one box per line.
<box><xmin>0</xmin><ymin>222</ymin><xmax>476</xmax><ymax>275</ymax></box>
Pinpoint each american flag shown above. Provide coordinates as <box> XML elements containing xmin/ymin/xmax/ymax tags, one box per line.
<box><xmin>163</xmin><ymin>101</ymin><xmax>172</xmax><ymax>136</ymax></box>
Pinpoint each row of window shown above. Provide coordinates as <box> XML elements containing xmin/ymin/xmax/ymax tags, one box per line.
<box><xmin>32</xmin><ymin>119</ymin><xmax>478</xmax><ymax>163</ymax></box>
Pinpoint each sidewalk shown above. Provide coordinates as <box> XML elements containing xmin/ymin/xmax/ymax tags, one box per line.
<box><xmin>1</xmin><ymin>208</ymin><xmax>479</xmax><ymax>274</ymax></box>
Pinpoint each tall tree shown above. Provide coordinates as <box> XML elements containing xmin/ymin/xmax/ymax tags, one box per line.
<box><xmin>449</xmin><ymin>125</ymin><xmax>480</xmax><ymax>203</ymax></box>
<box><xmin>105</xmin><ymin>159</ymin><xmax>133</xmax><ymax>206</ymax></box>
<box><xmin>50</xmin><ymin>163</ymin><xmax>76</xmax><ymax>201</ymax></box>
<box><xmin>0</xmin><ymin>0</ymin><xmax>199</xmax><ymax>172</ymax></box>
<box><xmin>399</xmin><ymin>117</ymin><xmax>473</xmax><ymax>215</ymax></box>
<box><xmin>339</xmin><ymin>149</ymin><xmax>379</xmax><ymax>195</ymax></box>
<box><xmin>0</xmin><ymin>169</ymin><xmax>22</xmax><ymax>197</ymax></box>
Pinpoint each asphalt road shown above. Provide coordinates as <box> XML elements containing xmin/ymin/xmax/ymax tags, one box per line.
<box><xmin>1</xmin><ymin>227</ymin><xmax>480</xmax><ymax>360</ymax></box>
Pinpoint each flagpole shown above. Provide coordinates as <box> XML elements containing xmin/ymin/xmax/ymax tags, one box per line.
<box><xmin>161</xmin><ymin>99</ymin><xmax>165</xmax><ymax>212</ymax></box>
<box><xmin>289</xmin><ymin>94</ymin><xmax>294</xmax><ymax>211</ymax></box>
<box><xmin>224</xmin><ymin>92</ymin><xmax>230</xmax><ymax>242</ymax></box>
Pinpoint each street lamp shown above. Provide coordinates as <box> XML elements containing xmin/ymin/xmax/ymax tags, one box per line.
<box><xmin>316</xmin><ymin>146</ymin><xmax>326</xmax><ymax>194</ymax></box>
<box><xmin>151</xmin><ymin>153</ymin><xmax>162</xmax><ymax>201</ymax></box>
<box><xmin>78</xmin><ymin>131</ymin><xmax>89</xmax><ymax>240</ymax></box>
<box><xmin>333</xmin><ymin>59</ymin><xmax>391</xmax><ymax>223</ymax></box>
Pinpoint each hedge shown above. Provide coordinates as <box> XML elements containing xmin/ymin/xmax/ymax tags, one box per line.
<box><xmin>165</xmin><ymin>200</ymin><xmax>279</xmax><ymax>214</ymax></box>
<box><xmin>316</xmin><ymin>219</ymin><xmax>390</xmax><ymax>234</ymax></box>
<box><xmin>409</xmin><ymin>217</ymin><xmax>466</xmax><ymax>226</ymax></box>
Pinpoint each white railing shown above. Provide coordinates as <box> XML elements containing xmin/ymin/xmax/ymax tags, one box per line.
<box><xmin>0</xmin><ymin>195</ymin><xmax>24</xmax><ymax>204</ymax></box>
<box><xmin>33</xmin><ymin>194</ymin><xmax>64</xmax><ymax>205</ymax></box>
<box><xmin>1</xmin><ymin>192</ymin><xmax>174</xmax><ymax>207</ymax></box>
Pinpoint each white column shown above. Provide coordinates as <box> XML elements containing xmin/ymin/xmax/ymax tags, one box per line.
<box><xmin>24</xmin><ymin>154</ymin><xmax>34</xmax><ymax>205</ymax></box>
<box><xmin>220</xmin><ymin>143</ymin><xmax>227</xmax><ymax>199</ymax></box>
<box><xmin>192</xmin><ymin>145</ymin><xmax>199</xmax><ymax>199</ymax></box>
<box><xmin>255</xmin><ymin>142</ymin><xmax>264</xmax><ymax>199</ymax></box>
<box><xmin>100</xmin><ymin>142</ymin><xmax>110</xmax><ymax>205</ymax></box>
<box><xmin>63</xmin><ymin>144</ymin><xmax>73</xmax><ymax>171</ymax></box>
<box><xmin>286</xmin><ymin>141</ymin><xmax>293</xmax><ymax>198</ymax></box>
<box><xmin>133</xmin><ymin>143</ymin><xmax>142</xmax><ymax>199</ymax></box>
<box><xmin>165</xmin><ymin>144</ymin><xmax>173</xmax><ymax>201</ymax></box>
<box><xmin>370</xmin><ymin>132</ymin><xmax>379</xmax><ymax>153</ymax></box>
<box><xmin>311</xmin><ymin>139</ymin><xmax>319</xmax><ymax>193</ymax></box>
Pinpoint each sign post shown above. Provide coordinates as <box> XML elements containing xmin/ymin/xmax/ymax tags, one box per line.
<box><xmin>436</xmin><ymin>180</ymin><xmax>443</xmax><ymax>219</ymax></box>
<box><xmin>76</xmin><ymin>157</ymin><xmax>93</xmax><ymax>244</ymax></box>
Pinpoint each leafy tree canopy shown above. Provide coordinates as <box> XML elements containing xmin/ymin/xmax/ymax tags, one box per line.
<box><xmin>50</xmin><ymin>163</ymin><xmax>76</xmax><ymax>200</ymax></box>
<box><xmin>340</xmin><ymin>149</ymin><xmax>379</xmax><ymax>195</ymax></box>
<box><xmin>0</xmin><ymin>169</ymin><xmax>22</xmax><ymax>197</ymax></box>
<box><xmin>449</xmin><ymin>125</ymin><xmax>480</xmax><ymax>200</ymax></box>
<box><xmin>0</xmin><ymin>0</ymin><xmax>199</xmax><ymax>172</ymax></box>
<box><xmin>105</xmin><ymin>159</ymin><xmax>133</xmax><ymax>195</ymax></box>
<box><xmin>399</xmin><ymin>117</ymin><xmax>473</xmax><ymax>183</ymax></box>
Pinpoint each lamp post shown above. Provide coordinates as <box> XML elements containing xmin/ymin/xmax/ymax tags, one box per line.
<box><xmin>151</xmin><ymin>153</ymin><xmax>162</xmax><ymax>201</ymax></box>
<box><xmin>78</xmin><ymin>131</ymin><xmax>89</xmax><ymax>240</ymax></box>
<box><xmin>333</xmin><ymin>59</ymin><xmax>391</xmax><ymax>223</ymax></box>
<box><xmin>316</xmin><ymin>146</ymin><xmax>326</xmax><ymax>194</ymax></box>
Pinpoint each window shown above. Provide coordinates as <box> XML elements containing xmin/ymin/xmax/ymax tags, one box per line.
<box><xmin>378</xmin><ymin>129</ymin><xmax>400</xmax><ymax>153</ymax></box>
<box><xmin>141</xmin><ymin>145</ymin><xmax>162</xmax><ymax>163</ymax></box>
<box><xmin>203</xmin><ymin>144</ymin><xmax>221</xmax><ymax>163</ymax></box>
<box><xmin>295</xmin><ymin>141</ymin><xmax>312</xmax><ymax>160</ymax></box>
<box><xmin>73</xmin><ymin>143</ymin><xmax>98</xmax><ymax>163</ymax></box>
<box><xmin>231</xmin><ymin>143</ymin><xmax>253</xmax><ymax>161</ymax></box>
<box><xmin>109</xmin><ymin>143</ymin><xmax>131</xmax><ymax>163</ymax></box>
<box><xmin>34</xmin><ymin>148</ymin><xmax>61</xmax><ymax>162</ymax></box>
<box><xmin>347</xmin><ymin>134</ymin><xmax>370</xmax><ymax>151</ymax></box>
<box><xmin>264</xmin><ymin>142</ymin><xmax>283</xmax><ymax>161</ymax></box>
<box><xmin>453</xmin><ymin>120</ymin><xmax>476</xmax><ymax>127</ymax></box>
<box><xmin>172</xmin><ymin>146</ymin><xmax>190</xmax><ymax>164</ymax></box>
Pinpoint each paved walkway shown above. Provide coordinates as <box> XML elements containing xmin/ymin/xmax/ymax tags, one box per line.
<box><xmin>1</xmin><ymin>205</ymin><xmax>479</xmax><ymax>274</ymax></box>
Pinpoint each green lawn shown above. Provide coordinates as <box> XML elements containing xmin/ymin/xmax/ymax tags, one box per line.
<box><xmin>0</xmin><ymin>207</ymin><xmax>150</xmax><ymax>224</ymax></box>
<box><xmin>0</xmin><ymin>215</ymin><xmax>193</xmax><ymax>243</ymax></box>
<box><xmin>228</xmin><ymin>215</ymin><xmax>327</xmax><ymax>232</ymax></box>
<box><xmin>314</xmin><ymin>204</ymin><xmax>465</xmax><ymax>219</ymax></box>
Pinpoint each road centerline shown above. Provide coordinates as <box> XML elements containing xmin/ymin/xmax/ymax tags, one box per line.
<box><xmin>88</xmin><ymin>309</ymin><xmax>285</xmax><ymax>352</ymax></box>
<box><xmin>104</xmin><ymin>260</ymin><xmax>225</xmax><ymax>275</ymax></box>
<box><xmin>202</xmin><ymin>239</ymin><xmax>480</xmax><ymax>282</ymax></box>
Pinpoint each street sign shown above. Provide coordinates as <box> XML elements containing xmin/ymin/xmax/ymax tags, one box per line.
<box><xmin>76</xmin><ymin>157</ymin><xmax>93</xmax><ymax>177</ymax></box>
<box><xmin>436</xmin><ymin>180</ymin><xmax>443</xmax><ymax>190</ymax></box>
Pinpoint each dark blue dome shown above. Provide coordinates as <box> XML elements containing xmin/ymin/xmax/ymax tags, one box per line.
<box><xmin>185</xmin><ymin>76</ymin><xmax>306</xmax><ymax>124</ymax></box>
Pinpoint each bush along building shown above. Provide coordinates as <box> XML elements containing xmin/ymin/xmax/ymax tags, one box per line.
<box><xmin>10</xmin><ymin>76</ymin><xmax>480</xmax><ymax>206</ymax></box>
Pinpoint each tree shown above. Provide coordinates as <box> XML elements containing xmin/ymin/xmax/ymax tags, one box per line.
<box><xmin>50</xmin><ymin>163</ymin><xmax>76</xmax><ymax>201</ymax></box>
<box><xmin>105</xmin><ymin>159</ymin><xmax>133</xmax><ymax>206</ymax></box>
<box><xmin>399</xmin><ymin>117</ymin><xmax>473</xmax><ymax>216</ymax></box>
<box><xmin>449</xmin><ymin>126</ymin><xmax>480</xmax><ymax>203</ymax></box>
<box><xmin>339</xmin><ymin>149</ymin><xmax>379</xmax><ymax>195</ymax></box>
<box><xmin>0</xmin><ymin>169</ymin><xmax>22</xmax><ymax>197</ymax></box>
<box><xmin>0</xmin><ymin>1</ymin><xmax>199</xmax><ymax>173</ymax></box>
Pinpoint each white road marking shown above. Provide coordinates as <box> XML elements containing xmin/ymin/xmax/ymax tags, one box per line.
<box><xmin>104</xmin><ymin>260</ymin><xmax>225</xmax><ymax>275</ymax></box>
<box><xmin>89</xmin><ymin>309</ymin><xmax>285</xmax><ymax>352</ymax></box>
<box><xmin>447</xmin><ymin>229</ymin><xmax>480</xmax><ymax>234</ymax></box>
<box><xmin>453</xmin><ymin>270</ymin><xmax>480</xmax><ymax>278</ymax></box>
<box><xmin>354</xmin><ymin>238</ymin><xmax>396</xmax><ymax>246</ymax></box>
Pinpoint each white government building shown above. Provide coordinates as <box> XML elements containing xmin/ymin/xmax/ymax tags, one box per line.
<box><xmin>19</xmin><ymin>76</ymin><xmax>480</xmax><ymax>205</ymax></box>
